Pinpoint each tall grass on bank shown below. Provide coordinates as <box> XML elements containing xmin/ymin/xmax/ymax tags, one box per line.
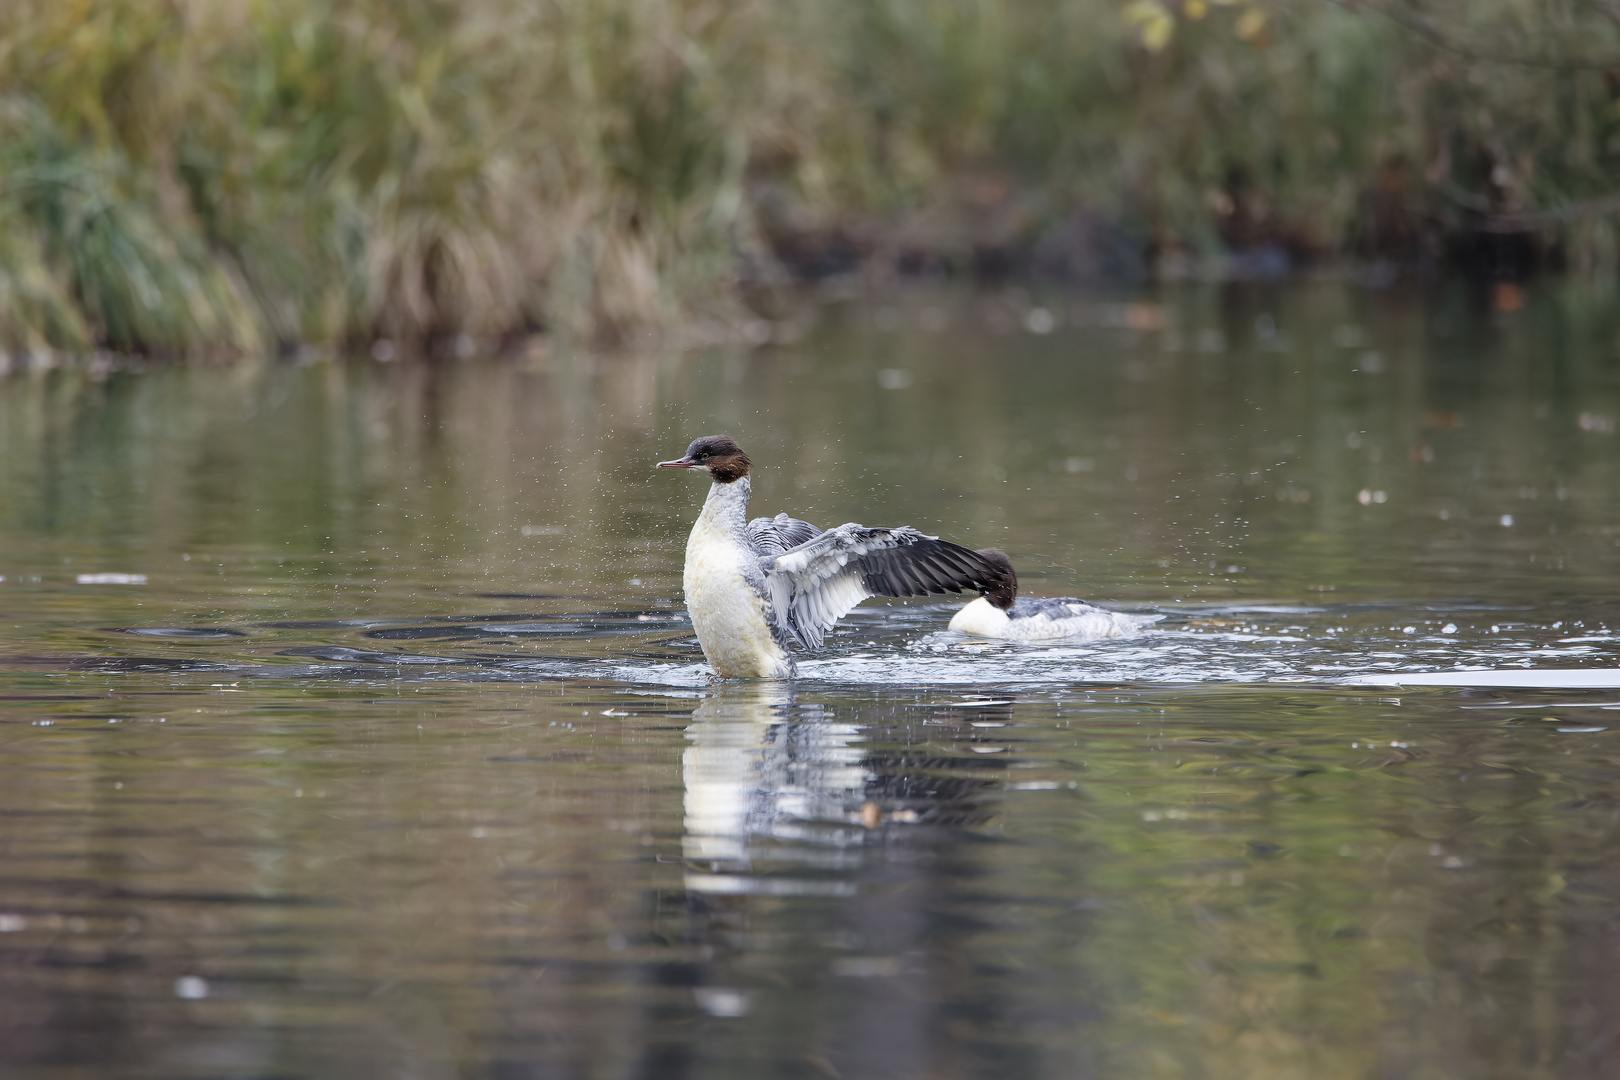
<box><xmin>2</xmin><ymin>0</ymin><xmax>1620</xmax><ymax>356</ymax></box>
<box><xmin>0</xmin><ymin>0</ymin><xmax>788</xmax><ymax>355</ymax></box>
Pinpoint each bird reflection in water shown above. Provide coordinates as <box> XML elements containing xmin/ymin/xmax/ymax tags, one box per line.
<box><xmin>682</xmin><ymin>685</ymin><xmax>1006</xmax><ymax>894</ymax></box>
<box><xmin>683</xmin><ymin>684</ymin><xmax>863</xmax><ymax>896</ymax></box>
<box><xmin>665</xmin><ymin>684</ymin><xmax>1019</xmax><ymax>1079</ymax></box>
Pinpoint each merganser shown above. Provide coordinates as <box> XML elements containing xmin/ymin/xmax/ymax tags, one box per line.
<box><xmin>658</xmin><ymin>435</ymin><xmax>1008</xmax><ymax>677</ymax></box>
<box><xmin>949</xmin><ymin>549</ymin><xmax>1160</xmax><ymax>641</ymax></box>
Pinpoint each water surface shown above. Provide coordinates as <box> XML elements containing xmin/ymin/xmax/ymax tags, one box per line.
<box><xmin>3</xmin><ymin>281</ymin><xmax>1620</xmax><ymax>1078</ymax></box>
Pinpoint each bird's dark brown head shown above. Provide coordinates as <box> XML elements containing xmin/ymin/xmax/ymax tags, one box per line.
<box><xmin>657</xmin><ymin>435</ymin><xmax>752</xmax><ymax>483</ymax></box>
<box><xmin>975</xmin><ymin>548</ymin><xmax>1018</xmax><ymax>610</ymax></box>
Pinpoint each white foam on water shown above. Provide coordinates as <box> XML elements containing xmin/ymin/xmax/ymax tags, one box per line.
<box><xmin>1345</xmin><ymin>669</ymin><xmax>1620</xmax><ymax>689</ymax></box>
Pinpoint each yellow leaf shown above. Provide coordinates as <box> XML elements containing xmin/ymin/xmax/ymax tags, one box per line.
<box><xmin>1235</xmin><ymin>8</ymin><xmax>1266</xmax><ymax>39</ymax></box>
<box><xmin>1122</xmin><ymin>0</ymin><xmax>1175</xmax><ymax>52</ymax></box>
<box><xmin>1185</xmin><ymin>0</ymin><xmax>1208</xmax><ymax>18</ymax></box>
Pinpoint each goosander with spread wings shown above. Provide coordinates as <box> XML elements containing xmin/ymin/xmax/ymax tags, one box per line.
<box><xmin>658</xmin><ymin>435</ymin><xmax>1007</xmax><ymax>677</ymax></box>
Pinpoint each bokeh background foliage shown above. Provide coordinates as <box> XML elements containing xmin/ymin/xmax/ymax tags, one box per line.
<box><xmin>2</xmin><ymin>0</ymin><xmax>1619</xmax><ymax>355</ymax></box>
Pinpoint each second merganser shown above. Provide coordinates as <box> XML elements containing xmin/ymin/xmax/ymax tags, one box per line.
<box><xmin>949</xmin><ymin>549</ymin><xmax>1160</xmax><ymax>641</ymax></box>
<box><xmin>658</xmin><ymin>435</ymin><xmax>1007</xmax><ymax>677</ymax></box>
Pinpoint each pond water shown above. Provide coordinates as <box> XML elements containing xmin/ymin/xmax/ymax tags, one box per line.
<box><xmin>3</xmin><ymin>281</ymin><xmax>1620</xmax><ymax>1078</ymax></box>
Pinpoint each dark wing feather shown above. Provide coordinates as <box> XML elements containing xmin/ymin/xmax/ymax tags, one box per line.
<box><xmin>858</xmin><ymin>538</ymin><xmax>994</xmax><ymax>598</ymax></box>
<box><xmin>747</xmin><ymin>512</ymin><xmax>824</xmax><ymax>557</ymax></box>
<box><xmin>763</xmin><ymin>524</ymin><xmax>1001</xmax><ymax>649</ymax></box>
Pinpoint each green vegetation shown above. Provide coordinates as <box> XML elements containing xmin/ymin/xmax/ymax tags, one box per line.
<box><xmin>3</xmin><ymin>0</ymin><xmax>1619</xmax><ymax>355</ymax></box>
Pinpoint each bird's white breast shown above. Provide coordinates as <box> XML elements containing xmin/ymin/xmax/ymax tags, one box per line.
<box><xmin>684</xmin><ymin>513</ymin><xmax>791</xmax><ymax>678</ymax></box>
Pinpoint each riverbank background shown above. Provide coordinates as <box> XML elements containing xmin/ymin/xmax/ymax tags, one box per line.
<box><xmin>4</xmin><ymin>0</ymin><xmax>1619</xmax><ymax>359</ymax></box>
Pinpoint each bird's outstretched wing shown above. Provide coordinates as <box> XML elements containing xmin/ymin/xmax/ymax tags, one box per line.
<box><xmin>764</xmin><ymin>525</ymin><xmax>1000</xmax><ymax>649</ymax></box>
<box><xmin>747</xmin><ymin>512</ymin><xmax>824</xmax><ymax>557</ymax></box>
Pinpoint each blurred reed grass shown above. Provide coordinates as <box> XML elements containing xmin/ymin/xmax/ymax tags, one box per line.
<box><xmin>2</xmin><ymin>0</ymin><xmax>1618</xmax><ymax>357</ymax></box>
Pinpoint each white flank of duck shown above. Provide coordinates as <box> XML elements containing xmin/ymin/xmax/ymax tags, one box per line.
<box><xmin>947</xmin><ymin>549</ymin><xmax>1160</xmax><ymax>641</ymax></box>
<box><xmin>949</xmin><ymin>596</ymin><xmax>1159</xmax><ymax>641</ymax></box>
